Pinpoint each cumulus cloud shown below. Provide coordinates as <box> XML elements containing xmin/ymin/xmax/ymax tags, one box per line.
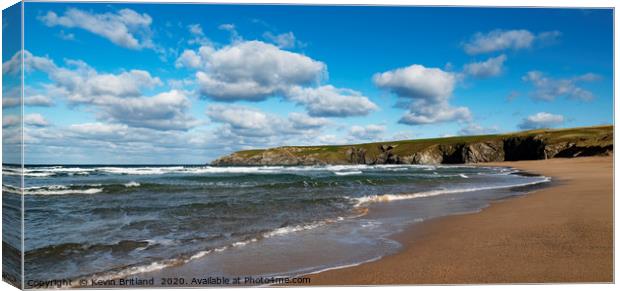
<box><xmin>518</xmin><ymin>112</ymin><xmax>565</xmax><ymax>130</ymax></box>
<box><xmin>176</xmin><ymin>40</ymin><xmax>376</xmax><ymax>117</ymax></box>
<box><xmin>21</xmin><ymin>121</ymin><xmax>228</xmax><ymax>164</ymax></box>
<box><xmin>398</xmin><ymin>105</ymin><xmax>471</xmax><ymax>125</ymax></box>
<box><xmin>175</xmin><ymin>49</ymin><xmax>204</xmax><ymax>69</ymax></box>
<box><xmin>348</xmin><ymin>124</ymin><xmax>386</xmax><ymax>141</ymax></box>
<box><xmin>3</xmin><ymin>50</ymin><xmax>57</xmax><ymax>76</ymax></box>
<box><xmin>205</xmin><ymin>104</ymin><xmax>332</xmax><ymax>149</ymax></box>
<box><xmin>2</xmin><ymin>113</ymin><xmax>49</xmax><ymax>128</ymax></box>
<box><xmin>206</xmin><ymin>104</ymin><xmax>275</xmax><ymax>135</ymax></box>
<box><xmin>96</xmin><ymin>90</ymin><xmax>199</xmax><ymax>131</ymax></box>
<box><xmin>463</xmin><ymin>29</ymin><xmax>561</xmax><ymax>55</ymax></box>
<box><xmin>2</xmin><ymin>94</ymin><xmax>55</xmax><ymax>108</ymax></box>
<box><xmin>24</xmin><ymin>113</ymin><xmax>50</xmax><ymax>127</ymax></box>
<box><xmin>286</xmin><ymin>85</ymin><xmax>378</xmax><ymax>117</ymax></box>
<box><xmin>179</xmin><ymin>41</ymin><xmax>325</xmax><ymax>101</ymax></box>
<box><xmin>374</xmin><ymin>64</ymin><xmax>455</xmax><ymax>101</ymax></box>
<box><xmin>463</xmin><ymin>54</ymin><xmax>507</xmax><ymax>78</ymax></box>
<box><xmin>8</xmin><ymin>51</ymin><xmax>197</xmax><ymax>131</ymax></box>
<box><xmin>287</xmin><ymin>112</ymin><xmax>330</xmax><ymax>129</ymax></box>
<box><xmin>522</xmin><ymin>71</ymin><xmax>599</xmax><ymax>101</ymax></box>
<box><xmin>38</xmin><ymin>8</ymin><xmax>154</xmax><ymax>49</ymax></box>
<box><xmin>373</xmin><ymin>64</ymin><xmax>471</xmax><ymax>125</ymax></box>
<box><xmin>69</xmin><ymin>122</ymin><xmax>130</xmax><ymax>138</ymax></box>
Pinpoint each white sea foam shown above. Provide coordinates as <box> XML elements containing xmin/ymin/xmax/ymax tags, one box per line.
<box><xmin>124</xmin><ymin>181</ymin><xmax>141</xmax><ymax>187</ymax></box>
<box><xmin>262</xmin><ymin>220</ymin><xmax>333</xmax><ymax>238</ymax></box>
<box><xmin>352</xmin><ymin>176</ymin><xmax>551</xmax><ymax>207</ymax></box>
<box><xmin>333</xmin><ymin>171</ymin><xmax>363</xmax><ymax>176</ymax></box>
<box><xmin>15</xmin><ymin>163</ymin><xmax>477</xmax><ymax>177</ymax></box>
<box><xmin>24</xmin><ymin>187</ymin><xmax>104</xmax><ymax>195</ymax></box>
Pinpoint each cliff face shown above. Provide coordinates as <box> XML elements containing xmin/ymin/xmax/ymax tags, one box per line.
<box><xmin>211</xmin><ymin>126</ymin><xmax>613</xmax><ymax>166</ymax></box>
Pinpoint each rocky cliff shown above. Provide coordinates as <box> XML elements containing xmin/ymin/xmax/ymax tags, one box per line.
<box><xmin>211</xmin><ymin>126</ymin><xmax>613</xmax><ymax>166</ymax></box>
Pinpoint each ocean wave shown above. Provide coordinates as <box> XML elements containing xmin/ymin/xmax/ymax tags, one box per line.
<box><xmin>333</xmin><ymin>171</ymin><xmax>363</xmax><ymax>176</ymax></box>
<box><xmin>26</xmin><ymin>240</ymin><xmax>152</xmax><ymax>260</ymax></box>
<box><xmin>14</xmin><ymin>164</ymin><xmax>469</xmax><ymax>177</ymax></box>
<box><xmin>124</xmin><ymin>181</ymin><xmax>141</xmax><ymax>187</ymax></box>
<box><xmin>13</xmin><ymin>181</ymin><xmax>154</xmax><ymax>196</ymax></box>
<box><xmin>24</xmin><ymin>187</ymin><xmax>103</xmax><ymax>195</ymax></box>
<box><xmin>352</xmin><ymin>176</ymin><xmax>551</xmax><ymax>207</ymax></box>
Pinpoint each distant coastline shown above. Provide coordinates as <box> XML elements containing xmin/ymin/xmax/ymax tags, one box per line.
<box><xmin>211</xmin><ymin>125</ymin><xmax>613</xmax><ymax>166</ymax></box>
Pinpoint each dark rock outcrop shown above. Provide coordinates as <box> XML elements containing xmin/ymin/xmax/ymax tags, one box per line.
<box><xmin>211</xmin><ymin>127</ymin><xmax>613</xmax><ymax>166</ymax></box>
<box><xmin>503</xmin><ymin>135</ymin><xmax>546</xmax><ymax>161</ymax></box>
<box><xmin>462</xmin><ymin>141</ymin><xmax>505</xmax><ymax>163</ymax></box>
<box><xmin>346</xmin><ymin>147</ymin><xmax>368</xmax><ymax>164</ymax></box>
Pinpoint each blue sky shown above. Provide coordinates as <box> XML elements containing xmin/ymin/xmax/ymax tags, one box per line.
<box><xmin>2</xmin><ymin>3</ymin><xmax>613</xmax><ymax>164</ymax></box>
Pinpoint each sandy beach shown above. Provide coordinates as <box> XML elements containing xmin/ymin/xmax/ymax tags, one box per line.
<box><xmin>308</xmin><ymin>156</ymin><xmax>613</xmax><ymax>284</ymax></box>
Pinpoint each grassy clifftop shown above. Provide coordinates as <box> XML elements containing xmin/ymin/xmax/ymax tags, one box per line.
<box><xmin>211</xmin><ymin>125</ymin><xmax>613</xmax><ymax>166</ymax></box>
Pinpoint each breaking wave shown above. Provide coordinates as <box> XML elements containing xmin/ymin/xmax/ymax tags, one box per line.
<box><xmin>352</xmin><ymin>176</ymin><xmax>551</xmax><ymax>207</ymax></box>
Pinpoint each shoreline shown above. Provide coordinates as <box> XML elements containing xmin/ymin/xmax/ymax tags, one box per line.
<box><xmin>305</xmin><ymin>156</ymin><xmax>613</xmax><ymax>284</ymax></box>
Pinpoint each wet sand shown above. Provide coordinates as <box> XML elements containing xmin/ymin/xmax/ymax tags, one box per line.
<box><xmin>307</xmin><ymin>156</ymin><xmax>613</xmax><ymax>284</ymax></box>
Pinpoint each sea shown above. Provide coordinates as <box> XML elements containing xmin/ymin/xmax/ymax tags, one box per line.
<box><xmin>1</xmin><ymin>164</ymin><xmax>550</xmax><ymax>286</ymax></box>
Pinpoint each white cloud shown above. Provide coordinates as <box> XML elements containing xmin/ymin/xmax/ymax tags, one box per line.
<box><xmin>286</xmin><ymin>85</ymin><xmax>378</xmax><ymax>117</ymax></box>
<box><xmin>463</xmin><ymin>54</ymin><xmax>507</xmax><ymax>78</ymax></box>
<box><xmin>522</xmin><ymin>71</ymin><xmax>598</xmax><ymax>101</ymax></box>
<box><xmin>205</xmin><ymin>104</ymin><xmax>331</xmax><ymax>150</ymax></box>
<box><xmin>348</xmin><ymin>124</ymin><xmax>386</xmax><ymax>141</ymax></box>
<box><xmin>39</xmin><ymin>8</ymin><xmax>153</xmax><ymax>49</ymax></box>
<box><xmin>373</xmin><ymin>64</ymin><xmax>471</xmax><ymax>125</ymax></box>
<box><xmin>458</xmin><ymin>123</ymin><xmax>499</xmax><ymax>136</ymax></box>
<box><xmin>518</xmin><ymin>112</ymin><xmax>565</xmax><ymax>130</ymax></box>
<box><xmin>374</xmin><ymin>64</ymin><xmax>455</xmax><ymax>101</ymax></box>
<box><xmin>2</xmin><ymin>50</ymin><xmax>56</xmax><ymax>76</ymax></box>
<box><xmin>2</xmin><ymin>94</ymin><xmax>55</xmax><ymax>108</ymax></box>
<box><xmin>1</xmin><ymin>98</ymin><xmax>19</xmax><ymax>108</ymax></box>
<box><xmin>24</xmin><ymin>113</ymin><xmax>50</xmax><ymax>127</ymax></box>
<box><xmin>398</xmin><ymin>104</ymin><xmax>471</xmax><ymax>125</ymax></box>
<box><xmin>3</xmin><ymin>114</ymin><xmax>50</xmax><ymax>128</ymax></box>
<box><xmin>9</xmin><ymin>51</ymin><xmax>197</xmax><ymax>131</ymax></box>
<box><xmin>263</xmin><ymin>31</ymin><xmax>300</xmax><ymax>49</ymax></box>
<box><xmin>22</xmin><ymin>122</ymin><xmax>226</xmax><ymax>164</ymax></box>
<box><xmin>463</xmin><ymin>29</ymin><xmax>561</xmax><ymax>55</ymax></box>
<box><xmin>69</xmin><ymin>122</ymin><xmax>129</xmax><ymax>138</ymax></box>
<box><xmin>175</xmin><ymin>48</ymin><xmax>205</xmax><ymax>69</ymax></box>
<box><xmin>288</xmin><ymin>112</ymin><xmax>330</xmax><ymax>129</ymax></box>
<box><xmin>177</xmin><ymin>39</ymin><xmax>376</xmax><ymax>117</ymax></box>
<box><xmin>464</xmin><ymin>29</ymin><xmax>534</xmax><ymax>55</ymax></box>
<box><xmin>1</xmin><ymin>50</ymin><xmax>21</xmax><ymax>75</ymax></box>
<box><xmin>96</xmin><ymin>90</ymin><xmax>199</xmax><ymax>131</ymax></box>
<box><xmin>179</xmin><ymin>41</ymin><xmax>325</xmax><ymax>101</ymax></box>
<box><xmin>2</xmin><ymin>115</ymin><xmax>20</xmax><ymax>128</ymax></box>
<box><xmin>207</xmin><ymin>104</ymin><xmax>274</xmax><ymax>133</ymax></box>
